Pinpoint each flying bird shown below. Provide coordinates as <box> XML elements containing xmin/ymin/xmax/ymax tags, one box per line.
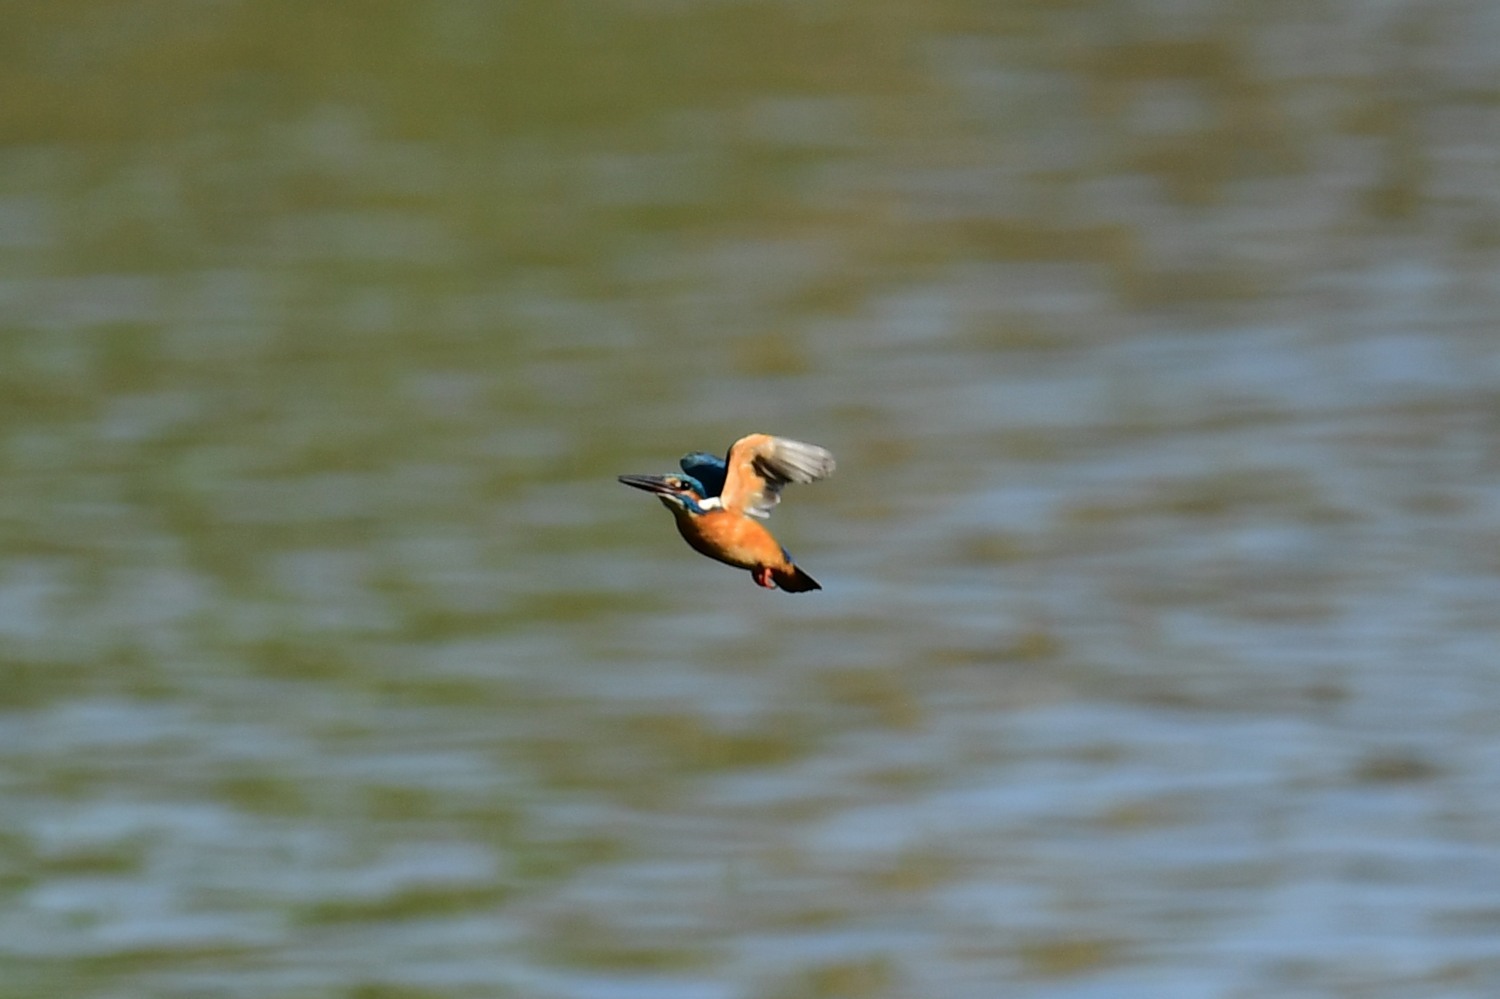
<box><xmin>618</xmin><ymin>433</ymin><xmax>835</xmax><ymax>592</ymax></box>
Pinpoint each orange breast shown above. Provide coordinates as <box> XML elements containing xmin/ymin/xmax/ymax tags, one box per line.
<box><xmin>674</xmin><ymin>509</ymin><xmax>790</xmax><ymax>571</ymax></box>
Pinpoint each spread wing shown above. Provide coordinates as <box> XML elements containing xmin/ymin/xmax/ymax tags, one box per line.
<box><xmin>719</xmin><ymin>433</ymin><xmax>835</xmax><ymax>519</ymax></box>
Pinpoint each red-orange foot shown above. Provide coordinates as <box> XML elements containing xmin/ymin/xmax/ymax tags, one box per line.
<box><xmin>752</xmin><ymin>566</ymin><xmax>776</xmax><ymax>589</ymax></box>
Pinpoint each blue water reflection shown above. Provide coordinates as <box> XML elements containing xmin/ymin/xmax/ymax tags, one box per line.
<box><xmin>5</xmin><ymin>1</ymin><xmax>1500</xmax><ymax>997</ymax></box>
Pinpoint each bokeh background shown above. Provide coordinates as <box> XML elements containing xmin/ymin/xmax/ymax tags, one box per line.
<box><xmin>4</xmin><ymin>2</ymin><xmax>1500</xmax><ymax>997</ymax></box>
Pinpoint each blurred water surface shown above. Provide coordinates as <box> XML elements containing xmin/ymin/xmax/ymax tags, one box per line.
<box><xmin>3</xmin><ymin>2</ymin><xmax>1500</xmax><ymax>997</ymax></box>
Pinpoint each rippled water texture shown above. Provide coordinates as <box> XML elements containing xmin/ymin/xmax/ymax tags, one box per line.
<box><xmin>3</xmin><ymin>2</ymin><xmax>1500</xmax><ymax>997</ymax></box>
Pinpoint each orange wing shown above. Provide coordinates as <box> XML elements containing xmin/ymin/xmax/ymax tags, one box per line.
<box><xmin>718</xmin><ymin>433</ymin><xmax>835</xmax><ymax>519</ymax></box>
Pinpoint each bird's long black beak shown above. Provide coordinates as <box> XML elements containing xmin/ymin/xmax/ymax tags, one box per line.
<box><xmin>617</xmin><ymin>473</ymin><xmax>679</xmax><ymax>496</ymax></box>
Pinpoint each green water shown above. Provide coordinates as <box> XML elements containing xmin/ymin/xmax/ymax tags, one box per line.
<box><xmin>4</xmin><ymin>2</ymin><xmax>1500</xmax><ymax>997</ymax></box>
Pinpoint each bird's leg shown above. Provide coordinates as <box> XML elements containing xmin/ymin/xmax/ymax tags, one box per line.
<box><xmin>752</xmin><ymin>566</ymin><xmax>776</xmax><ymax>589</ymax></box>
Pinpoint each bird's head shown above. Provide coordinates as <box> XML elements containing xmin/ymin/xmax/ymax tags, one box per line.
<box><xmin>617</xmin><ymin>473</ymin><xmax>716</xmax><ymax>515</ymax></box>
<box><xmin>678</xmin><ymin>451</ymin><xmax>728</xmax><ymax>497</ymax></box>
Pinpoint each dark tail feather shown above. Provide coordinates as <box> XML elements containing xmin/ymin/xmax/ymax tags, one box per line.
<box><xmin>772</xmin><ymin>564</ymin><xmax>821</xmax><ymax>593</ymax></box>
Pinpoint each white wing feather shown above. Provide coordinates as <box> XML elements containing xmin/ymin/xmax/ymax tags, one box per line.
<box><xmin>729</xmin><ymin>435</ymin><xmax>835</xmax><ymax>518</ymax></box>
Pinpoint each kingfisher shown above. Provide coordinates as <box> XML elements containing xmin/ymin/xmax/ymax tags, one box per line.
<box><xmin>618</xmin><ymin>433</ymin><xmax>835</xmax><ymax>592</ymax></box>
